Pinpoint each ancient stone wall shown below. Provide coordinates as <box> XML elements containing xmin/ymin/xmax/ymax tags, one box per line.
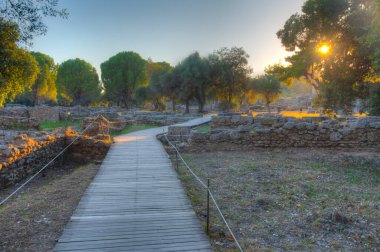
<box><xmin>0</xmin><ymin>116</ymin><xmax>39</xmax><ymax>130</ymax></box>
<box><xmin>66</xmin><ymin>136</ymin><xmax>111</xmax><ymax>164</ymax></box>
<box><xmin>211</xmin><ymin>115</ymin><xmax>330</xmax><ymax>129</ymax></box>
<box><xmin>28</xmin><ymin>106</ymin><xmax>59</xmax><ymax>122</ymax></box>
<box><xmin>210</xmin><ymin>115</ymin><xmax>380</xmax><ymax>130</ymax></box>
<box><xmin>176</xmin><ymin>118</ymin><xmax>380</xmax><ymax>152</ymax></box>
<box><xmin>0</xmin><ymin>132</ymin><xmax>111</xmax><ymax>189</ymax></box>
<box><xmin>0</xmin><ymin>135</ymin><xmax>65</xmax><ymax>189</ymax></box>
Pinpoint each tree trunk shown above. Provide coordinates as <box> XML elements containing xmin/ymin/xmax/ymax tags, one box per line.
<box><xmin>227</xmin><ymin>93</ymin><xmax>233</xmax><ymax>112</ymax></box>
<box><xmin>198</xmin><ymin>100</ymin><xmax>204</xmax><ymax>113</ymax></box>
<box><xmin>33</xmin><ymin>89</ymin><xmax>37</xmax><ymax>106</ymax></box>
<box><xmin>172</xmin><ymin>100</ymin><xmax>175</xmax><ymax>111</ymax></box>
<box><xmin>185</xmin><ymin>100</ymin><xmax>190</xmax><ymax>114</ymax></box>
<box><xmin>266</xmin><ymin>102</ymin><xmax>271</xmax><ymax>113</ymax></box>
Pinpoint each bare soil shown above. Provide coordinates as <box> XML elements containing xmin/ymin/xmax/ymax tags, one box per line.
<box><xmin>170</xmin><ymin>148</ymin><xmax>380</xmax><ymax>251</ymax></box>
<box><xmin>0</xmin><ymin>163</ymin><xmax>100</xmax><ymax>252</ymax></box>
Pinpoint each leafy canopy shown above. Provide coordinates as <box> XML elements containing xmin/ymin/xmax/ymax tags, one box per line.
<box><xmin>16</xmin><ymin>51</ymin><xmax>57</xmax><ymax>105</ymax></box>
<box><xmin>208</xmin><ymin>47</ymin><xmax>252</xmax><ymax>111</ymax></box>
<box><xmin>56</xmin><ymin>58</ymin><xmax>101</xmax><ymax>106</ymax></box>
<box><xmin>176</xmin><ymin>52</ymin><xmax>210</xmax><ymax>113</ymax></box>
<box><xmin>101</xmin><ymin>51</ymin><xmax>147</xmax><ymax>107</ymax></box>
<box><xmin>0</xmin><ymin>0</ymin><xmax>68</xmax><ymax>44</ymax></box>
<box><xmin>253</xmin><ymin>74</ymin><xmax>282</xmax><ymax>111</ymax></box>
<box><xmin>0</xmin><ymin>17</ymin><xmax>39</xmax><ymax>107</ymax></box>
<box><xmin>136</xmin><ymin>61</ymin><xmax>172</xmax><ymax>111</ymax></box>
<box><xmin>276</xmin><ymin>0</ymin><xmax>379</xmax><ymax>112</ymax></box>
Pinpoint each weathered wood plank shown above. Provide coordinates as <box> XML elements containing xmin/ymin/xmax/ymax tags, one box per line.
<box><xmin>54</xmin><ymin>117</ymin><xmax>212</xmax><ymax>251</ymax></box>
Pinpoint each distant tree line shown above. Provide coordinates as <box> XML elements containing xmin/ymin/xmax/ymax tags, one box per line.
<box><xmin>0</xmin><ymin>0</ymin><xmax>282</xmax><ymax>111</ymax></box>
<box><xmin>1</xmin><ymin>21</ymin><xmax>281</xmax><ymax>111</ymax></box>
<box><xmin>1</xmin><ymin>0</ymin><xmax>379</xmax><ymax>115</ymax></box>
<box><xmin>100</xmin><ymin>48</ymin><xmax>282</xmax><ymax>112</ymax></box>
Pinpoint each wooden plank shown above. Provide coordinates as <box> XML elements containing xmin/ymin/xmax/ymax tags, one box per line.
<box><xmin>54</xmin><ymin>117</ymin><xmax>212</xmax><ymax>251</ymax></box>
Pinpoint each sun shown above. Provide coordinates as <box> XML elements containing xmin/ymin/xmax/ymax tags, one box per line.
<box><xmin>318</xmin><ymin>44</ymin><xmax>330</xmax><ymax>55</ymax></box>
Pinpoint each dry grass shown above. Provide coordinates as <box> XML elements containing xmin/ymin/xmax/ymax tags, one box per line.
<box><xmin>0</xmin><ymin>163</ymin><xmax>101</xmax><ymax>251</ymax></box>
<box><xmin>170</xmin><ymin>148</ymin><xmax>380</xmax><ymax>251</ymax></box>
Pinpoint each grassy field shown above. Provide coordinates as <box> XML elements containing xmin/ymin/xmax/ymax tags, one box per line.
<box><xmin>170</xmin><ymin>148</ymin><xmax>380</xmax><ymax>251</ymax></box>
<box><xmin>110</xmin><ymin>123</ymin><xmax>157</xmax><ymax>136</ymax></box>
<box><xmin>40</xmin><ymin>120</ymin><xmax>82</xmax><ymax>130</ymax></box>
<box><xmin>193</xmin><ymin>124</ymin><xmax>210</xmax><ymax>133</ymax></box>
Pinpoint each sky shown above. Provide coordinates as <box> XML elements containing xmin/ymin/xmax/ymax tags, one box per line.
<box><xmin>31</xmin><ymin>0</ymin><xmax>305</xmax><ymax>77</ymax></box>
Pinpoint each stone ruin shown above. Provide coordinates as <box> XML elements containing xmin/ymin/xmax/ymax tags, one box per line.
<box><xmin>165</xmin><ymin>115</ymin><xmax>380</xmax><ymax>152</ymax></box>
<box><xmin>0</xmin><ymin>116</ymin><xmax>113</xmax><ymax>190</ymax></box>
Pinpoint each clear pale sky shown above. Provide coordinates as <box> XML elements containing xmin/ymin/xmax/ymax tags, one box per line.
<box><xmin>31</xmin><ymin>0</ymin><xmax>305</xmax><ymax>76</ymax></box>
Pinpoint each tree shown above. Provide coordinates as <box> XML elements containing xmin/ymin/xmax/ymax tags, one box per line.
<box><xmin>0</xmin><ymin>0</ymin><xmax>68</xmax><ymax>44</ymax></box>
<box><xmin>101</xmin><ymin>51</ymin><xmax>147</xmax><ymax>107</ymax></box>
<box><xmin>0</xmin><ymin>18</ymin><xmax>39</xmax><ymax>107</ymax></box>
<box><xmin>253</xmin><ymin>74</ymin><xmax>282</xmax><ymax>112</ymax></box>
<box><xmin>368</xmin><ymin>83</ymin><xmax>380</xmax><ymax>115</ymax></box>
<box><xmin>139</xmin><ymin>61</ymin><xmax>172</xmax><ymax>111</ymax></box>
<box><xmin>136</xmin><ymin>84</ymin><xmax>165</xmax><ymax>111</ymax></box>
<box><xmin>177</xmin><ymin>52</ymin><xmax>210</xmax><ymax>113</ymax></box>
<box><xmin>56</xmin><ymin>58</ymin><xmax>101</xmax><ymax>105</ymax></box>
<box><xmin>277</xmin><ymin>0</ymin><xmax>378</xmax><ymax>113</ymax></box>
<box><xmin>161</xmin><ymin>67</ymin><xmax>181</xmax><ymax>111</ymax></box>
<box><xmin>16</xmin><ymin>51</ymin><xmax>57</xmax><ymax>105</ymax></box>
<box><xmin>208</xmin><ymin>47</ymin><xmax>252</xmax><ymax>111</ymax></box>
<box><xmin>359</xmin><ymin>0</ymin><xmax>380</xmax><ymax>80</ymax></box>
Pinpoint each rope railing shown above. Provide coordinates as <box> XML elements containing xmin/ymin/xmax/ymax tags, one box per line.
<box><xmin>163</xmin><ymin>133</ymin><xmax>244</xmax><ymax>252</ymax></box>
<box><xmin>0</xmin><ymin>115</ymin><xmax>101</xmax><ymax>207</ymax></box>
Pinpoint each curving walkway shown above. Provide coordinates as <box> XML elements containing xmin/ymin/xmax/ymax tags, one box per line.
<box><xmin>54</xmin><ymin>117</ymin><xmax>211</xmax><ymax>252</ymax></box>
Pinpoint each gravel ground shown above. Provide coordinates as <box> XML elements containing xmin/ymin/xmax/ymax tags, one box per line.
<box><xmin>0</xmin><ymin>163</ymin><xmax>100</xmax><ymax>252</ymax></box>
<box><xmin>169</xmin><ymin>148</ymin><xmax>380</xmax><ymax>251</ymax></box>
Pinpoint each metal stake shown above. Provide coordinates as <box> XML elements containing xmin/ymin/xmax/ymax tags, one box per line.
<box><xmin>206</xmin><ymin>178</ymin><xmax>210</xmax><ymax>235</ymax></box>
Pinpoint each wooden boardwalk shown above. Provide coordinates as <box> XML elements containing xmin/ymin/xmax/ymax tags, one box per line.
<box><xmin>55</xmin><ymin>117</ymin><xmax>211</xmax><ymax>251</ymax></box>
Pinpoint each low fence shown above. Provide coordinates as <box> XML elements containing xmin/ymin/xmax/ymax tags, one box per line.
<box><xmin>164</xmin><ymin>134</ymin><xmax>244</xmax><ymax>252</ymax></box>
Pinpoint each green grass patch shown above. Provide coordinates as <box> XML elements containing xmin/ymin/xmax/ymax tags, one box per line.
<box><xmin>110</xmin><ymin>124</ymin><xmax>157</xmax><ymax>137</ymax></box>
<box><xmin>193</xmin><ymin>124</ymin><xmax>210</xmax><ymax>133</ymax></box>
<box><xmin>40</xmin><ymin>120</ymin><xmax>82</xmax><ymax>130</ymax></box>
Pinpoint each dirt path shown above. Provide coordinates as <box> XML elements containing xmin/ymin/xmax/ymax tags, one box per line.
<box><xmin>0</xmin><ymin>163</ymin><xmax>100</xmax><ymax>252</ymax></box>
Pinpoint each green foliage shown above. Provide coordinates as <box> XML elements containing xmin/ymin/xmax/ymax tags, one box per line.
<box><xmin>356</xmin><ymin>0</ymin><xmax>380</xmax><ymax>78</ymax></box>
<box><xmin>160</xmin><ymin>65</ymin><xmax>182</xmax><ymax>111</ymax></box>
<box><xmin>277</xmin><ymin>0</ymin><xmax>379</xmax><ymax>112</ymax></box>
<box><xmin>56</xmin><ymin>58</ymin><xmax>101</xmax><ymax>106</ymax></box>
<box><xmin>368</xmin><ymin>83</ymin><xmax>380</xmax><ymax>115</ymax></box>
<box><xmin>281</xmin><ymin>79</ymin><xmax>312</xmax><ymax>98</ymax></box>
<box><xmin>176</xmin><ymin>52</ymin><xmax>210</xmax><ymax>113</ymax></box>
<box><xmin>101</xmin><ymin>51</ymin><xmax>147</xmax><ymax>107</ymax></box>
<box><xmin>253</xmin><ymin>74</ymin><xmax>282</xmax><ymax>112</ymax></box>
<box><xmin>40</xmin><ymin>120</ymin><xmax>82</xmax><ymax>130</ymax></box>
<box><xmin>208</xmin><ymin>47</ymin><xmax>252</xmax><ymax>111</ymax></box>
<box><xmin>136</xmin><ymin>61</ymin><xmax>172</xmax><ymax>110</ymax></box>
<box><xmin>317</xmin><ymin>80</ymin><xmax>367</xmax><ymax>114</ymax></box>
<box><xmin>0</xmin><ymin>18</ymin><xmax>39</xmax><ymax>107</ymax></box>
<box><xmin>16</xmin><ymin>52</ymin><xmax>58</xmax><ymax>105</ymax></box>
<box><xmin>193</xmin><ymin>124</ymin><xmax>210</xmax><ymax>133</ymax></box>
<box><xmin>0</xmin><ymin>0</ymin><xmax>68</xmax><ymax>44</ymax></box>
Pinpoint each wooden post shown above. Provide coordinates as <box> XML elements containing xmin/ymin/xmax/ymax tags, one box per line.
<box><xmin>206</xmin><ymin>178</ymin><xmax>210</xmax><ymax>235</ymax></box>
<box><xmin>175</xmin><ymin>144</ymin><xmax>179</xmax><ymax>170</ymax></box>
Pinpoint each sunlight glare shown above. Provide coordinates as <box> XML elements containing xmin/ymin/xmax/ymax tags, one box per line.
<box><xmin>318</xmin><ymin>44</ymin><xmax>330</xmax><ymax>55</ymax></box>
